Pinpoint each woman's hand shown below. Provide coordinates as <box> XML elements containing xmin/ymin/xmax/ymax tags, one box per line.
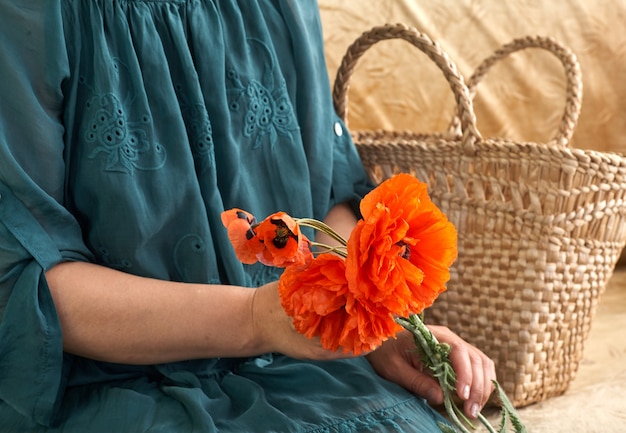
<box><xmin>366</xmin><ymin>326</ymin><xmax>496</xmax><ymax>419</ymax></box>
<box><xmin>250</xmin><ymin>281</ymin><xmax>355</xmax><ymax>361</ymax></box>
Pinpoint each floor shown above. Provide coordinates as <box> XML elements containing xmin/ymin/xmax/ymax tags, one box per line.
<box><xmin>475</xmin><ymin>267</ymin><xmax>626</xmax><ymax>432</ymax></box>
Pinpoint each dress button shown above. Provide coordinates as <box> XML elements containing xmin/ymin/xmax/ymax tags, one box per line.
<box><xmin>333</xmin><ymin>121</ymin><xmax>343</xmax><ymax>137</ymax></box>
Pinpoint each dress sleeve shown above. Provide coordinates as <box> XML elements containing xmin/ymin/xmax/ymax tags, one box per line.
<box><xmin>0</xmin><ymin>2</ymin><xmax>92</xmax><ymax>426</ymax></box>
<box><xmin>276</xmin><ymin>0</ymin><xmax>374</xmax><ymax>220</ymax></box>
<box><xmin>330</xmin><ymin>118</ymin><xmax>375</xmax><ymax>216</ymax></box>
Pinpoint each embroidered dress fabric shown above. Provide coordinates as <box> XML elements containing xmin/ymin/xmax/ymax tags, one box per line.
<box><xmin>0</xmin><ymin>1</ymin><xmax>449</xmax><ymax>431</ymax></box>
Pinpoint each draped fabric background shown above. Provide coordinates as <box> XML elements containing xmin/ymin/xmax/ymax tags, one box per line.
<box><xmin>319</xmin><ymin>0</ymin><xmax>626</xmax><ymax>154</ymax></box>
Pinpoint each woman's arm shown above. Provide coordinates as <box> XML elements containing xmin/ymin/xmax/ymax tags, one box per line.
<box><xmin>46</xmin><ymin>261</ymin><xmax>348</xmax><ymax>365</ymax></box>
<box><xmin>45</xmin><ymin>204</ymin><xmax>358</xmax><ymax>365</ymax></box>
<box><xmin>46</xmin><ymin>261</ymin><xmax>257</xmax><ymax>364</ymax></box>
<box><xmin>317</xmin><ymin>202</ymin><xmax>359</xmax><ymax>244</ymax></box>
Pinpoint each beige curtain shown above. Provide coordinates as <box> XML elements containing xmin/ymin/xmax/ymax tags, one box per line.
<box><xmin>320</xmin><ymin>0</ymin><xmax>626</xmax><ymax>153</ymax></box>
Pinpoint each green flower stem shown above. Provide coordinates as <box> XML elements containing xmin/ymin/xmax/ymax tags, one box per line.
<box><xmin>477</xmin><ymin>414</ymin><xmax>497</xmax><ymax>433</ymax></box>
<box><xmin>296</xmin><ymin>218</ymin><xmax>348</xmax><ymax>247</ymax></box>
<box><xmin>395</xmin><ymin>314</ymin><xmax>526</xmax><ymax>433</ymax></box>
<box><xmin>309</xmin><ymin>242</ymin><xmax>348</xmax><ymax>258</ymax></box>
<box><xmin>396</xmin><ymin>315</ymin><xmax>473</xmax><ymax>433</ymax></box>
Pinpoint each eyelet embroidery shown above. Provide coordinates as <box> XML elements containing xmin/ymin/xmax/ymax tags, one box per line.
<box><xmin>84</xmin><ymin>92</ymin><xmax>167</xmax><ymax>174</ymax></box>
<box><xmin>179</xmin><ymin>102</ymin><xmax>215</xmax><ymax>174</ymax></box>
<box><xmin>226</xmin><ymin>39</ymin><xmax>298</xmax><ymax>150</ymax></box>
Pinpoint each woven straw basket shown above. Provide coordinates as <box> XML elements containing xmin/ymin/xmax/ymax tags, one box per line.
<box><xmin>333</xmin><ymin>23</ymin><xmax>626</xmax><ymax>407</ymax></box>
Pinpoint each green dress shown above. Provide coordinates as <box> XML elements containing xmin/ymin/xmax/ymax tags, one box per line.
<box><xmin>0</xmin><ymin>1</ymin><xmax>451</xmax><ymax>431</ymax></box>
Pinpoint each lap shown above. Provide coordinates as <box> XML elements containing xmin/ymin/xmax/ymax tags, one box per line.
<box><xmin>0</xmin><ymin>356</ymin><xmax>450</xmax><ymax>432</ymax></box>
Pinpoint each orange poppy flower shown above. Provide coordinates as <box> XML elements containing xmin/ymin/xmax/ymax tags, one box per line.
<box><xmin>221</xmin><ymin>209</ymin><xmax>313</xmax><ymax>268</ymax></box>
<box><xmin>221</xmin><ymin>208</ymin><xmax>264</xmax><ymax>264</ymax></box>
<box><xmin>345</xmin><ymin>173</ymin><xmax>457</xmax><ymax>316</ymax></box>
<box><xmin>279</xmin><ymin>253</ymin><xmax>401</xmax><ymax>355</ymax></box>
<box><xmin>254</xmin><ymin>212</ymin><xmax>313</xmax><ymax>268</ymax></box>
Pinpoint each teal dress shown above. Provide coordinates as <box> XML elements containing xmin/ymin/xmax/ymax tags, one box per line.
<box><xmin>0</xmin><ymin>1</ymin><xmax>451</xmax><ymax>431</ymax></box>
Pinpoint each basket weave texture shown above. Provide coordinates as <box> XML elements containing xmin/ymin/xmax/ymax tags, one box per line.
<box><xmin>333</xmin><ymin>23</ymin><xmax>626</xmax><ymax>407</ymax></box>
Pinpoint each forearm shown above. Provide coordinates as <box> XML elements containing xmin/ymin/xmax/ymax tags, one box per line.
<box><xmin>318</xmin><ymin>202</ymin><xmax>358</xmax><ymax>245</ymax></box>
<box><xmin>46</xmin><ymin>261</ymin><xmax>259</xmax><ymax>364</ymax></box>
<box><xmin>45</xmin><ymin>204</ymin><xmax>359</xmax><ymax>365</ymax></box>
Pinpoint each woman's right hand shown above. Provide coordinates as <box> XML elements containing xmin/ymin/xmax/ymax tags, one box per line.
<box><xmin>250</xmin><ymin>281</ymin><xmax>356</xmax><ymax>361</ymax></box>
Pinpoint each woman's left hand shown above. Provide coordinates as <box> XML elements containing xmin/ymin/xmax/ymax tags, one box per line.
<box><xmin>366</xmin><ymin>325</ymin><xmax>496</xmax><ymax>420</ymax></box>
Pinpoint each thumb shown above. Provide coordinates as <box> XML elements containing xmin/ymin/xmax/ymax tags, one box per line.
<box><xmin>406</xmin><ymin>371</ymin><xmax>444</xmax><ymax>405</ymax></box>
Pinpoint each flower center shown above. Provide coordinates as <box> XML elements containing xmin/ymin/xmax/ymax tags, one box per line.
<box><xmin>397</xmin><ymin>241</ymin><xmax>411</xmax><ymax>260</ymax></box>
<box><xmin>270</xmin><ymin>219</ymin><xmax>297</xmax><ymax>249</ymax></box>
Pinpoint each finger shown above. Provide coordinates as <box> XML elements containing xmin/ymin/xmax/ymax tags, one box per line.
<box><xmin>426</xmin><ymin>326</ymin><xmax>497</xmax><ymax>417</ymax></box>
<box><xmin>482</xmin><ymin>356</ymin><xmax>497</xmax><ymax>403</ymax></box>
<box><xmin>448</xmin><ymin>344</ymin><xmax>486</xmax><ymax>419</ymax></box>
<box><xmin>428</xmin><ymin>326</ymin><xmax>476</xmax><ymax>406</ymax></box>
<box><xmin>460</xmin><ymin>350</ymin><xmax>494</xmax><ymax>419</ymax></box>
<box><xmin>471</xmin><ymin>350</ymin><xmax>496</xmax><ymax>408</ymax></box>
<box><xmin>464</xmin><ymin>353</ymin><xmax>487</xmax><ymax>418</ymax></box>
<box><xmin>447</xmin><ymin>342</ymin><xmax>473</xmax><ymax>401</ymax></box>
<box><xmin>367</xmin><ymin>337</ymin><xmax>444</xmax><ymax>406</ymax></box>
<box><xmin>406</xmin><ymin>372</ymin><xmax>443</xmax><ymax>405</ymax></box>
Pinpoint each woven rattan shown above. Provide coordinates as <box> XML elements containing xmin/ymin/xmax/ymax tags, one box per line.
<box><xmin>333</xmin><ymin>23</ymin><xmax>626</xmax><ymax>407</ymax></box>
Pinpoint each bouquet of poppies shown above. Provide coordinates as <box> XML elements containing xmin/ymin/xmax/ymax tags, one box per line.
<box><xmin>222</xmin><ymin>173</ymin><xmax>525</xmax><ymax>433</ymax></box>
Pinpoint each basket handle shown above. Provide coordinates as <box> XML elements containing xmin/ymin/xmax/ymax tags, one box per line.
<box><xmin>448</xmin><ymin>35</ymin><xmax>583</xmax><ymax>146</ymax></box>
<box><xmin>332</xmin><ymin>23</ymin><xmax>482</xmax><ymax>154</ymax></box>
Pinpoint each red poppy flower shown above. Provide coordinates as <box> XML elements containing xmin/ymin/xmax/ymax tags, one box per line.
<box><xmin>221</xmin><ymin>209</ymin><xmax>312</xmax><ymax>268</ymax></box>
<box><xmin>221</xmin><ymin>208</ymin><xmax>264</xmax><ymax>264</ymax></box>
<box><xmin>345</xmin><ymin>173</ymin><xmax>457</xmax><ymax>316</ymax></box>
<box><xmin>279</xmin><ymin>253</ymin><xmax>401</xmax><ymax>355</ymax></box>
<box><xmin>224</xmin><ymin>174</ymin><xmax>456</xmax><ymax>355</ymax></box>
<box><xmin>254</xmin><ymin>212</ymin><xmax>313</xmax><ymax>268</ymax></box>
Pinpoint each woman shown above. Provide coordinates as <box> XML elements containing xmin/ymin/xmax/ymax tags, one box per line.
<box><xmin>0</xmin><ymin>1</ymin><xmax>495</xmax><ymax>431</ymax></box>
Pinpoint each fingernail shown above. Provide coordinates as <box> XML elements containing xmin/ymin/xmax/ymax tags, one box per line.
<box><xmin>470</xmin><ymin>403</ymin><xmax>480</xmax><ymax>418</ymax></box>
<box><xmin>462</xmin><ymin>385</ymin><xmax>470</xmax><ymax>400</ymax></box>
